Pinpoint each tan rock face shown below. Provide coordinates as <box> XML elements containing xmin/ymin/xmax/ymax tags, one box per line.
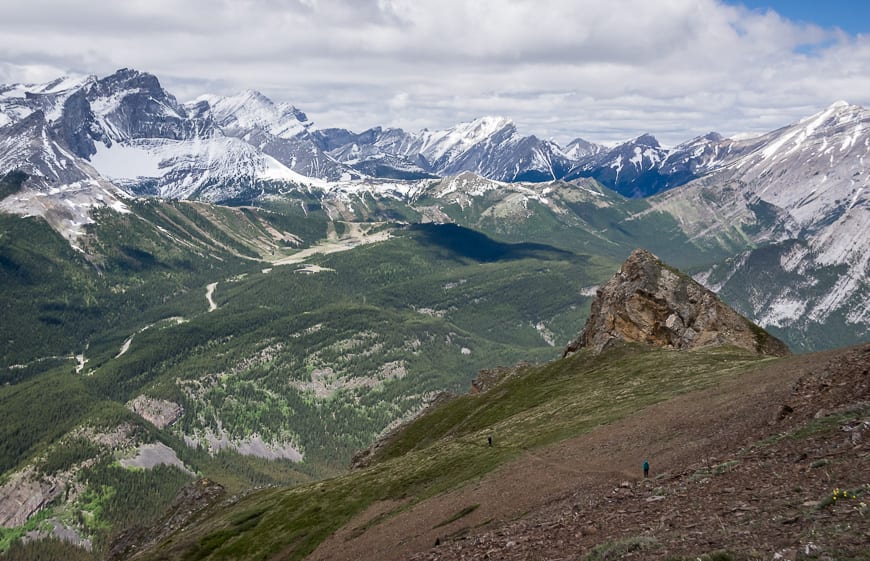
<box><xmin>565</xmin><ymin>249</ymin><xmax>790</xmax><ymax>357</ymax></box>
<box><xmin>0</xmin><ymin>467</ymin><xmax>63</xmax><ymax>528</ymax></box>
<box><xmin>127</xmin><ymin>396</ymin><xmax>183</xmax><ymax>429</ymax></box>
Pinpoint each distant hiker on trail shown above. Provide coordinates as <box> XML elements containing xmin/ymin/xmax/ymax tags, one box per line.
<box><xmin>487</xmin><ymin>435</ymin><xmax>493</xmax><ymax>447</ymax></box>
<box><xmin>643</xmin><ymin>459</ymin><xmax>650</xmax><ymax>478</ymax></box>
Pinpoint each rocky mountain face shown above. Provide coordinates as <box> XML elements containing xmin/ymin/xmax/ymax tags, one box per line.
<box><xmin>318</xmin><ymin>116</ymin><xmax>575</xmax><ymax>182</ymax></box>
<box><xmin>651</xmin><ymin>101</ymin><xmax>870</xmax><ymax>349</ymax></box>
<box><xmin>2</xmin><ymin>68</ymin><xmax>867</xmax><ymax>205</ymax></box>
<box><xmin>564</xmin><ymin>249</ymin><xmax>790</xmax><ymax>356</ymax></box>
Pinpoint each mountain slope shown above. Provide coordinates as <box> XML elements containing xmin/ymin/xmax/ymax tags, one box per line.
<box><xmin>0</xmin><ymin>198</ymin><xmax>617</xmax><ymax>557</ymax></box>
<box><xmin>101</xmin><ymin>252</ymin><xmax>858</xmax><ymax>561</ymax></box>
<box><xmin>120</xmin><ymin>339</ymin><xmax>870</xmax><ymax>561</ymax></box>
<box><xmin>645</xmin><ymin>101</ymin><xmax>870</xmax><ymax>349</ymax></box>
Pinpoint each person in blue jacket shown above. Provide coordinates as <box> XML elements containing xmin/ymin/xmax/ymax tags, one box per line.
<box><xmin>643</xmin><ymin>459</ymin><xmax>650</xmax><ymax>478</ymax></box>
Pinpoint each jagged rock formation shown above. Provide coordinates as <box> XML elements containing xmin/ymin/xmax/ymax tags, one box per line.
<box><xmin>0</xmin><ymin>467</ymin><xmax>64</xmax><ymax>528</ymax></box>
<box><xmin>564</xmin><ymin>249</ymin><xmax>790</xmax><ymax>357</ymax></box>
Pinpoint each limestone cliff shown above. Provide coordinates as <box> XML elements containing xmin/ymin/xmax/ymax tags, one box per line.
<box><xmin>564</xmin><ymin>249</ymin><xmax>790</xmax><ymax>357</ymax></box>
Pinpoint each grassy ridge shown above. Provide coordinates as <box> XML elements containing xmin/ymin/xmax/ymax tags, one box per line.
<box><xmin>138</xmin><ymin>344</ymin><xmax>774</xmax><ymax>561</ymax></box>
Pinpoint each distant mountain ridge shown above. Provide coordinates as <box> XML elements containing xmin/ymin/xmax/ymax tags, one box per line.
<box><xmin>5</xmin><ymin>68</ymin><xmax>867</xmax><ymax>202</ymax></box>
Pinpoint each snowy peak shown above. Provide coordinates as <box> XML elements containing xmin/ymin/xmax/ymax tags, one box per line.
<box><xmin>755</xmin><ymin>100</ymin><xmax>867</xmax><ymax>161</ymax></box>
<box><xmin>1</xmin><ymin>67</ymin><xmax>868</xmax><ymax>204</ymax></box>
<box><xmin>563</xmin><ymin>133</ymin><xmax>670</xmax><ymax>197</ymax></box>
<box><xmin>87</xmin><ymin>68</ymin><xmax>173</xmax><ymax>102</ymax></box>
<box><xmin>0</xmin><ymin>74</ymin><xmax>96</xmax><ymax>128</ymax></box>
<box><xmin>0</xmin><ymin>110</ymin><xmax>93</xmax><ymax>185</ymax></box>
<box><xmin>659</xmin><ymin>131</ymin><xmax>737</xmax><ymax>176</ymax></box>
<box><xmin>628</xmin><ymin>133</ymin><xmax>661</xmax><ymax>148</ymax></box>
<box><xmin>320</xmin><ymin>115</ymin><xmax>571</xmax><ymax>182</ymax></box>
<box><xmin>85</xmin><ymin>68</ymin><xmax>197</xmax><ymax>144</ymax></box>
<box><xmin>614</xmin><ymin>134</ymin><xmax>666</xmax><ymax>171</ymax></box>
<box><xmin>563</xmin><ymin>137</ymin><xmax>603</xmax><ymax>160</ymax></box>
<box><xmin>196</xmin><ymin>90</ymin><xmax>312</xmax><ymax>139</ymax></box>
<box><xmin>28</xmin><ymin>74</ymin><xmax>94</xmax><ymax>95</ymax></box>
<box><xmin>698</xmin><ymin>100</ymin><xmax>870</xmax><ymax>255</ymax></box>
<box><xmin>418</xmin><ymin>116</ymin><xmax>516</xmax><ymax>164</ymax></box>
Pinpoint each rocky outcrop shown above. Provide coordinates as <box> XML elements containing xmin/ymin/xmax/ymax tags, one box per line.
<box><xmin>0</xmin><ymin>467</ymin><xmax>64</xmax><ymax>528</ymax></box>
<box><xmin>127</xmin><ymin>395</ymin><xmax>183</xmax><ymax>429</ymax></box>
<box><xmin>564</xmin><ymin>249</ymin><xmax>790</xmax><ymax>357</ymax></box>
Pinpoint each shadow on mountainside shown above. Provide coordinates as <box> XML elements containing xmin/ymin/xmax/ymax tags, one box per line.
<box><xmin>409</xmin><ymin>223</ymin><xmax>576</xmax><ymax>263</ymax></box>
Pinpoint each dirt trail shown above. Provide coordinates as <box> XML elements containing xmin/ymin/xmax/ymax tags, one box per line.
<box><xmin>206</xmin><ymin>282</ymin><xmax>218</xmax><ymax>312</ymax></box>
<box><xmin>307</xmin><ymin>346</ymin><xmax>870</xmax><ymax>561</ymax></box>
<box><xmin>115</xmin><ymin>317</ymin><xmax>187</xmax><ymax>359</ymax></box>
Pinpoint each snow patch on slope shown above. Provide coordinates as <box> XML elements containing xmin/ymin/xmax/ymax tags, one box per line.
<box><xmin>418</xmin><ymin>116</ymin><xmax>513</xmax><ymax>162</ymax></box>
<box><xmin>198</xmin><ymin>90</ymin><xmax>310</xmax><ymax>139</ymax></box>
<box><xmin>0</xmin><ymin>180</ymin><xmax>130</xmax><ymax>245</ymax></box>
<box><xmin>90</xmin><ymin>136</ymin><xmax>327</xmax><ymax>198</ymax></box>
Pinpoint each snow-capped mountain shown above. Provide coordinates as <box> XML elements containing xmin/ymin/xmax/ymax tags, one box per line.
<box><xmin>650</xmin><ymin>101</ymin><xmax>870</xmax><ymax>346</ymax></box>
<box><xmin>563</xmin><ymin>137</ymin><xmax>603</xmax><ymax>160</ymax></box>
<box><xmin>198</xmin><ymin>89</ymin><xmax>309</xmax><ymax>139</ymax></box>
<box><xmin>319</xmin><ymin>116</ymin><xmax>575</xmax><ymax>182</ymax></box>
<box><xmin>85</xmin><ymin>68</ymin><xmax>208</xmax><ymax>145</ymax></box>
<box><xmin>0</xmin><ymin>69</ymin><xmax>340</xmax><ymax>202</ymax></box>
<box><xmin>565</xmin><ymin>133</ymin><xmax>668</xmax><ymax>197</ymax></box>
<box><xmin>0</xmin><ymin>67</ymin><xmax>748</xmax><ymax>201</ymax></box>
<box><xmin>314</xmin><ymin>126</ymin><xmax>433</xmax><ymax>179</ymax></box>
<box><xmin>0</xmin><ymin>108</ymin><xmax>128</xmax><ymax>243</ymax></box>
<box><xmin>196</xmin><ymin>90</ymin><xmax>348</xmax><ymax>180</ymax></box>
<box><xmin>419</xmin><ymin>117</ymin><xmax>574</xmax><ymax>182</ymax></box>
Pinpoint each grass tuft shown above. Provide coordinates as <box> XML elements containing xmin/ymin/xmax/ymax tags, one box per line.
<box><xmin>583</xmin><ymin>535</ymin><xmax>659</xmax><ymax>561</ymax></box>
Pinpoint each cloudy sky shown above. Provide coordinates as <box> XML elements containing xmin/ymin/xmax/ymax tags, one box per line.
<box><xmin>1</xmin><ymin>0</ymin><xmax>869</xmax><ymax>145</ymax></box>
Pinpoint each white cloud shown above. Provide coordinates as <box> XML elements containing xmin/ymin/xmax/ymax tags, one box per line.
<box><xmin>1</xmin><ymin>0</ymin><xmax>868</xmax><ymax>144</ymax></box>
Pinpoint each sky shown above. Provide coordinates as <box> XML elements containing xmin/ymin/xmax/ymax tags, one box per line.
<box><xmin>1</xmin><ymin>0</ymin><xmax>869</xmax><ymax>146</ymax></box>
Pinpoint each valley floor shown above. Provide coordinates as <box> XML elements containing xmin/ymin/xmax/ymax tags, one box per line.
<box><xmin>308</xmin><ymin>345</ymin><xmax>870</xmax><ymax>561</ymax></box>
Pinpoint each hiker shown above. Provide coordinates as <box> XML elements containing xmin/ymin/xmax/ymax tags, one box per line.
<box><xmin>643</xmin><ymin>459</ymin><xmax>650</xmax><ymax>478</ymax></box>
<box><xmin>487</xmin><ymin>435</ymin><xmax>493</xmax><ymax>447</ymax></box>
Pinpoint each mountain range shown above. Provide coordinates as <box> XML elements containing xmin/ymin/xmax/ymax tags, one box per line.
<box><xmin>0</xmin><ymin>67</ymin><xmax>869</xmax><ymax>559</ymax></box>
<box><xmin>4</xmin><ymin>67</ymin><xmax>852</xmax><ymax>200</ymax></box>
<box><xmin>1</xmin><ymin>68</ymin><xmax>868</xmax><ymax>350</ymax></box>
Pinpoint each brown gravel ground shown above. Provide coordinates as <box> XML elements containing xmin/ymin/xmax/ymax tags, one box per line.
<box><xmin>307</xmin><ymin>344</ymin><xmax>870</xmax><ymax>561</ymax></box>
